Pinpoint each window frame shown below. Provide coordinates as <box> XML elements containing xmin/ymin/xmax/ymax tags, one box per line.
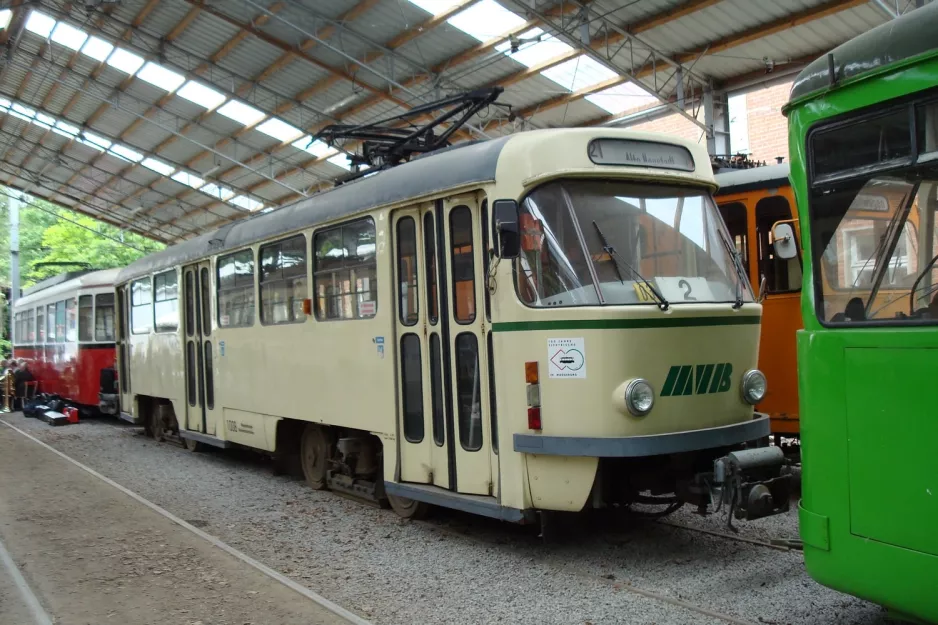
<box><xmin>449</xmin><ymin>205</ymin><xmax>476</xmax><ymax>325</ymax></box>
<box><xmin>312</xmin><ymin>217</ymin><xmax>378</xmax><ymax>322</ymax></box>
<box><xmin>216</xmin><ymin>248</ymin><xmax>257</xmax><ymax>329</ymax></box>
<box><xmin>95</xmin><ymin>293</ymin><xmax>116</xmax><ymax>342</ymax></box>
<box><xmin>153</xmin><ymin>269</ymin><xmax>180</xmax><ymax>333</ymax></box>
<box><xmin>259</xmin><ymin>233</ymin><xmax>309</xmax><ymax>326</ymax></box>
<box><xmin>78</xmin><ymin>294</ymin><xmax>94</xmax><ymax>342</ymax></box>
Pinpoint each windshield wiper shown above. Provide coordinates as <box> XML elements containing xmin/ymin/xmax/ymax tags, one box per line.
<box><xmin>592</xmin><ymin>221</ymin><xmax>669</xmax><ymax>311</ymax></box>
<box><xmin>717</xmin><ymin>228</ymin><xmax>746</xmax><ymax>310</ymax></box>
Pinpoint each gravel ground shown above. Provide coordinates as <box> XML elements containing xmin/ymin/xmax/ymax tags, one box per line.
<box><xmin>3</xmin><ymin>414</ymin><xmax>900</xmax><ymax>625</ymax></box>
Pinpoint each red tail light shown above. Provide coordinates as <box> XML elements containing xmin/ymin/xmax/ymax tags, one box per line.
<box><xmin>527</xmin><ymin>407</ymin><xmax>542</xmax><ymax>430</ymax></box>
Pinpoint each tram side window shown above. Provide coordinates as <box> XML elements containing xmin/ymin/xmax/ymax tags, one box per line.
<box><xmin>95</xmin><ymin>293</ymin><xmax>115</xmax><ymax>342</ymax></box>
<box><xmin>65</xmin><ymin>299</ymin><xmax>77</xmax><ymax>342</ymax></box>
<box><xmin>313</xmin><ymin>218</ymin><xmax>377</xmax><ymax>320</ymax></box>
<box><xmin>47</xmin><ymin>304</ymin><xmax>56</xmax><ymax>342</ymax></box>
<box><xmin>55</xmin><ymin>300</ymin><xmax>66</xmax><ymax>342</ymax></box>
<box><xmin>27</xmin><ymin>308</ymin><xmax>35</xmax><ymax>343</ymax></box>
<box><xmin>756</xmin><ymin>197</ymin><xmax>802</xmax><ymax>293</ymax></box>
<box><xmin>37</xmin><ymin>307</ymin><xmax>44</xmax><ymax>343</ymax></box>
<box><xmin>154</xmin><ymin>270</ymin><xmax>179</xmax><ymax>332</ymax></box>
<box><xmin>78</xmin><ymin>295</ymin><xmax>93</xmax><ymax>341</ymax></box>
<box><xmin>450</xmin><ymin>206</ymin><xmax>476</xmax><ymax>324</ymax></box>
<box><xmin>717</xmin><ymin>202</ymin><xmax>751</xmax><ymax>277</ymax></box>
<box><xmin>260</xmin><ymin>234</ymin><xmax>307</xmax><ymax>325</ymax></box>
<box><xmin>13</xmin><ymin>312</ymin><xmax>24</xmax><ymax>345</ymax></box>
<box><xmin>217</xmin><ymin>249</ymin><xmax>256</xmax><ymax>328</ymax></box>
<box><xmin>397</xmin><ymin>217</ymin><xmax>419</xmax><ymax>326</ymax></box>
<box><xmin>131</xmin><ymin>278</ymin><xmax>153</xmax><ymax>334</ymax></box>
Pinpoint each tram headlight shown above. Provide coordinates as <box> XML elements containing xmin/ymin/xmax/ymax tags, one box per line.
<box><xmin>741</xmin><ymin>369</ymin><xmax>767</xmax><ymax>405</ymax></box>
<box><xmin>625</xmin><ymin>379</ymin><xmax>655</xmax><ymax>416</ymax></box>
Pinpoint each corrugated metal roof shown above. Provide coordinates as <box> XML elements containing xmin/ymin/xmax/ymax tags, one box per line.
<box><xmin>0</xmin><ymin>0</ymin><xmax>926</xmax><ymax>244</ymax></box>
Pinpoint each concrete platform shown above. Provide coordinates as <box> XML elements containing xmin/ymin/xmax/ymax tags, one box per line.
<box><xmin>0</xmin><ymin>422</ymin><xmax>363</xmax><ymax>625</ymax></box>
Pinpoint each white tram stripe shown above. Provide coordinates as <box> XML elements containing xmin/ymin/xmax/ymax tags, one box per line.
<box><xmin>0</xmin><ymin>419</ymin><xmax>374</xmax><ymax>625</ymax></box>
<box><xmin>0</xmin><ymin>532</ymin><xmax>54</xmax><ymax>625</ymax></box>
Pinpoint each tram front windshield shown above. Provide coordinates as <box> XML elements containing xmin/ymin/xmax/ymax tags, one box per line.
<box><xmin>515</xmin><ymin>180</ymin><xmax>751</xmax><ymax>307</ymax></box>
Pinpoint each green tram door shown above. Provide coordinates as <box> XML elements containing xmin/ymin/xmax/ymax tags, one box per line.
<box><xmin>391</xmin><ymin>195</ymin><xmax>496</xmax><ymax>497</ymax></box>
<box><xmin>182</xmin><ymin>262</ymin><xmax>217</xmax><ymax>436</ymax></box>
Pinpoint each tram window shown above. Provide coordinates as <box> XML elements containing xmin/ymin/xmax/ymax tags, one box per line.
<box><xmin>429</xmin><ymin>333</ymin><xmax>444</xmax><ymax>446</ymax></box>
<box><xmin>400</xmin><ymin>333</ymin><xmax>424</xmax><ymax>442</ymax></box>
<box><xmin>449</xmin><ymin>206</ymin><xmax>476</xmax><ymax>324</ymax></box>
<box><xmin>756</xmin><ymin>197</ymin><xmax>801</xmax><ymax>293</ymax></box>
<box><xmin>186</xmin><ymin>342</ymin><xmax>196</xmax><ymax>407</ymax></box>
<box><xmin>47</xmin><ymin>304</ymin><xmax>56</xmax><ymax>342</ymax></box>
<box><xmin>185</xmin><ymin>271</ymin><xmax>196</xmax><ymax>337</ymax></box>
<box><xmin>397</xmin><ymin>217</ymin><xmax>419</xmax><ymax>326</ymax></box>
<box><xmin>200</xmin><ymin>267</ymin><xmax>212</xmax><ymax>337</ymax></box>
<box><xmin>718</xmin><ymin>202</ymin><xmax>750</xmax><ymax>277</ymax></box>
<box><xmin>66</xmin><ymin>298</ymin><xmax>77</xmax><ymax>342</ymax></box>
<box><xmin>27</xmin><ymin>308</ymin><xmax>35</xmax><ymax>343</ymax></box>
<box><xmin>95</xmin><ymin>293</ymin><xmax>115</xmax><ymax>342</ymax></box>
<box><xmin>37</xmin><ymin>307</ymin><xmax>44</xmax><ymax>343</ymax></box>
<box><xmin>78</xmin><ymin>295</ymin><xmax>93</xmax><ymax>341</ymax></box>
<box><xmin>424</xmin><ymin>212</ymin><xmax>439</xmax><ymax>325</ymax></box>
<box><xmin>154</xmin><ymin>270</ymin><xmax>179</xmax><ymax>332</ymax></box>
<box><xmin>13</xmin><ymin>312</ymin><xmax>23</xmax><ymax>344</ymax></box>
<box><xmin>217</xmin><ymin>249</ymin><xmax>256</xmax><ymax>328</ymax></box>
<box><xmin>455</xmin><ymin>333</ymin><xmax>482</xmax><ymax>451</ymax></box>
<box><xmin>260</xmin><ymin>234</ymin><xmax>307</xmax><ymax>325</ymax></box>
<box><xmin>204</xmin><ymin>341</ymin><xmax>214</xmax><ymax>410</ymax></box>
<box><xmin>55</xmin><ymin>300</ymin><xmax>66</xmax><ymax>342</ymax></box>
<box><xmin>131</xmin><ymin>278</ymin><xmax>152</xmax><ymax>334</ymax></box>
<box><xmin>313</xmin><ymin>218</ymin><xmax>377</xmax><ymax>321</ymax></box>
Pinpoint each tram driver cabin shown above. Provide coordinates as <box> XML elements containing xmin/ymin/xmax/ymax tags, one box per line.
<box><xmin>115</xmin><ymin>128</ymin><xmax>790</xmax><ymax>523</ymax></box>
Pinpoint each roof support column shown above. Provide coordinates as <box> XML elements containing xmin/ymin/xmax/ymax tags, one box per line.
<box><xmin>703</xmin><ymin>84</ymin><xmax>728</xmax><ymax>157</ymax></box>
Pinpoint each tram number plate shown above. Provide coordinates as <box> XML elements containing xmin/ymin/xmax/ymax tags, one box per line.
<box><xmin>656</xmin><ymin>277</ymin><xmax>713</xmax><ymax>302</ymax></box>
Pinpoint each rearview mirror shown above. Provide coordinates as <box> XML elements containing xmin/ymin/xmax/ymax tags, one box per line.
<box><xmin>773</xmin><ymin>223</ymin><xmax>798</xmax><ymax>260</ymax></box>
<box><xmin>493</xmin><ymin>199</ymin><xmax>520</xmax><ymax>259</ymax></box>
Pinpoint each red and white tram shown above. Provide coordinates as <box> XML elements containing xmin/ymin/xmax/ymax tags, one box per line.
<box><xmin>11</xmin><ymin>269</ymin><xmax>120</xmax><ymax>412</ymax></box>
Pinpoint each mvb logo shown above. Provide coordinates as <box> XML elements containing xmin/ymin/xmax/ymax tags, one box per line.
<box><xmin>661</xmin><ymin>363</ymin><xmax>733</xmax><ymax>397</ymax></box>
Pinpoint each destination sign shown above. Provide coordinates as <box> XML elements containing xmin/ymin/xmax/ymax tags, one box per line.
<box><xmin>588</xmin><ymin>138</ymin><xmax>695</xmax><ymax>172</ymax></box>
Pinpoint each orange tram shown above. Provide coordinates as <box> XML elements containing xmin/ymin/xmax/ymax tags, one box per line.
<box><xmin>714</xmin><ymin>163</ymin><xmax>802</xmax><ymax>441</ymax></box>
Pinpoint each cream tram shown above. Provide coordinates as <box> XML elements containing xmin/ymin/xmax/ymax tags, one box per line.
<box><xmin>116</xmin><ymin>128</ymin><xmax>790</xmax><ymax>525</ymax></box>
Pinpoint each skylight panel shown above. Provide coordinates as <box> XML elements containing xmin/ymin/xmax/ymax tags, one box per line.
<box><xmin>447</xmin><ymin>0</ymin><xmax>525</xmax><ymax>42</ymax></box>
<box><xmin>141</xmin><ymin>157</ymin><xmax>174</xmax><ymax>176</ymax></box>
<box><xmin>200</xmin><ymin>182</ymin><xmax>234</xmax><ymax>201</ymax></box>
<box><xmin>11</xmin><ymin>103</ymin><xmax>35</xmax><ymax>119</ymax></box>
<box><xmin>136</xmin><ymin>62</ymin><xmax>185</xmax><ymax>93</ymax></box>
<box><xmin>24</xmin><ymin>11</ymin><xmax>55</xmax><ymax>38</ymax></box>
<box><xmin>292</xmin><ymin>136</ymin><xmax>333</xmax><ymax>157</ymax></box>
<box><xmin>35</xmin><ymin>112</ymin><xmax>56</xmax><ymax>128</ymax></box>
<box><xmin>0</xmin><ymin>98</ymin><xmax>9</xmax><ymax>110</ymax></box>
<box><xmin>176</xmin><ymin>81</ymin><xmax>226</xmax><ymax>111</ymax></box>
<box><xmin>109</xmin><ymin>144</ymin><xmax>144</xmax><ymax>163</ymax></box>
<box><xmin>50</xmin><ymin>21</ymin><xmax>88</xmax><ymax>51</ymax></box>
<box><xmin>585</xmin><ymin>82</ymin><xmax>657</xmax><ymax>115</ymax></box>
<box><xmin>81</xmin><ymin>131</ymin><xmax>111</xmax><ymax>151</ymax></box>
<box><xmin>80</xmin><ymin>36</ymin><xmax>113</xmax><ymax>62</ymax></box>
<box><xmin>496</xmin><ymin>29</ymin><xmax>572</xmax><ymax>68</ymax></box>
<box><xmin>0</xmin><ymin>9</ymin><xmax>13</xmax><ymax>30</ymax></box>
<box><xmin>216</xmin><ymin>99</ymin><xmax>265</xmax><ymax>126</ymax></box>
<box><xmin>171</xmin><ymin>171</ymin><xmax>204</xmax><ymax>189</ymax></box>
<box><xmin>54</xmin><ymin>120</ymin><xmax>79</xmax><ymax>135</ymax></box>
<box><xmin>541</xmin><ymin>55</ymin><xmax>617</xmax><ymax>92</ymax></box>
<box><xmin>327</xmin><ymin>154</ymin><xmax>351</xmax><ymax>171</ymax></box>
<box><xmin>256</xmin><ymin>118</ymin><xmax>302</xmax><ymax>143</ymax></box>
<box><xmin>106</xmin><ymin>48</ymin><xmax>145</xmax><ymax>75</ymax></box>
<box><xmin>229</xmin><ymin>195</ymin><xmax>263</xmax><ymax>211</ymax></box>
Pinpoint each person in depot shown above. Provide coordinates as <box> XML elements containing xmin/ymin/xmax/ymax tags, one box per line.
<box><xmin>13</xmin><ymin>359</ymin><xmax>34</xmax><ymax>411</ymax></box>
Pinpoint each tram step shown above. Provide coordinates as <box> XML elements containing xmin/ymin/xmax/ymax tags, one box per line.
<box><xmin>178</xmin><ymin>429</ymin><xmax>231</xmax><ymax>449</ymax></box>
<box><xmin>118</xmin><ymin>412</ymin><xmax>141</xmax><ymax>425</ymax></box>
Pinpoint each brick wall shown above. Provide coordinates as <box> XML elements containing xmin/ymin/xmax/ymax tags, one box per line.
<box><xmin>622</xmin><ymin>79</ymin><xmax>794</xmax><ymax>163</ymax></box>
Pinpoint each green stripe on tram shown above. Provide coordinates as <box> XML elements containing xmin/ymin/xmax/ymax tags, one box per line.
<box><xmin>491</xmin><ymin>316</ymin><xmax>760</xmax><ymax>333</ymax></box>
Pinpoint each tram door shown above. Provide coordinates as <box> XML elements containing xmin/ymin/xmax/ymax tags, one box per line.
<box><xmin>182</xmin><ymin>262</ymin><xmax>217</xmax><ymax>435</ymax></box>
<box><xmin>392</xmin><ymin>197</ymin><xmax>494</xmax><ymax>497</ymax></box>
<box><xmin>117</xmin><ymin>285</ymin><xmax>133</xmax><ymax>416</ymax></box>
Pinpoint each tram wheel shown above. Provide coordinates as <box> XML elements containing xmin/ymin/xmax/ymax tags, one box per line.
<box><xmin>300</xmin><ymin>424</ymin><xmax>333</xmax><ymax>490</ymax></box>
<box><xmin>387</xmin><ymin>494</ymin><xmax>430</xmax><ymax>520</ymax></box>
<box><xmin>183</xmin><ymin>437</ymin><xmax>202</xmax><ymax>452</ymax></box>
<box><xmin>150</xmin><ymin>411</ymin><xmax>164</xmax><ymax>442</ymax></box>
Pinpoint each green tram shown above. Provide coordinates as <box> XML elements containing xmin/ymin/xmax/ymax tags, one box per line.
<box><xmin>781</xmin><ymin>3</ymin><xmax>938</xmax><ymax>622</ymax></box>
